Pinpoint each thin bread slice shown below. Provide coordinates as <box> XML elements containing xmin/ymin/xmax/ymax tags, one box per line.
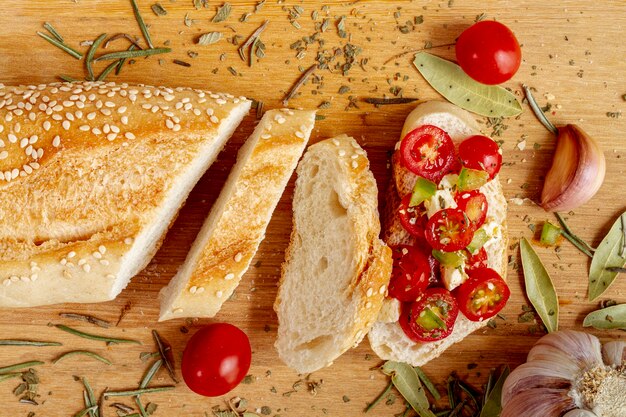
<box><xmin>368</xmin><ymin>101</ymin><xmax>508</xmax><ymax>366</ymax></box>
<box><xmin>274</xmin><ymin>135</ymin><xmax>392</xmax><ymax>374</ymax></box>
<box><xmin>159</xmin><ymin>109</ymin><xmax>316</xmax><ymax>321</ymax></box>
<box><xmin>0</xmin><ymin>81</ymin><xmax>250</xmax><ymax>307</ymax></box>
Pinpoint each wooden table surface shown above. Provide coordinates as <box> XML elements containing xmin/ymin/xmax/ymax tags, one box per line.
<box><xmin>0</xmin><ymin>0</ymin><xmax>625</xmax><ymax>415</ymax></box>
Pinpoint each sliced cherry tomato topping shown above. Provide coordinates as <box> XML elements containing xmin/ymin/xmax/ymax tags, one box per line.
<box><xmin>425</xmin><ymin>208</ymin><xmax>475</xmax><ymax>252</ymax></box>
<box><xmin>464</xmin><ymin>247</ymin><xmax>488</xmax><ymax>272</ymax></box>
<box><xmin>400</xmin><ymin>125</ymin><xmax>456</xmax><ymax>183</ymax></box>
<box><xmin>399</xmin><ymin>288</ymin><xmax>459</xmax><ymax>342</ymax></box>
<box><xmin>455</xmin><ymin>190</ymin><xmax>488</xmax><ymax>228</ymax></box>
<box><xmin>398</xmin><ymin>194</ymin><xmax>428</xmax><ymax>238</ymax></box>
<box><xmin>455</xmin><ymin>20</ymin><xmax>522</xmax><ymax>85</ymax></box>
<box><xmin>389</xmin><ymin>245</ymin><xmax>431</xmax><ymax>302</ymax></box>
<box><xmin>455</xmin><ymin>267</ymin><xmax>510</xmax><ymax>322</ymax></box>
<box><xmin>459</xmin><ymin>135</ymin><xmax>502</xmax><ymax>179</ymax></box>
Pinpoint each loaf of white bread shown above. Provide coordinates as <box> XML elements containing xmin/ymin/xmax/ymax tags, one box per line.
<box><xmin>275</xmin><ymin>135</ymin><xmax>392</xmax><ymax>374</ymax></box>
<box><xmin>159</xmin><ymin>109</ymin><xmax>316</xmax><ymax>321</ymax></box>
<box><xmin>0</xmin><ymin>81</ymin><xmax>251</xmax><ymax>307</ymax></box>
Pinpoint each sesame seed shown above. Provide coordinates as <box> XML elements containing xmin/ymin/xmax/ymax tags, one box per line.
<box><xmin>14</xmin><ymin>123</ymin><xmax>21</xmax><ymax>133</ymax></box>
<box><xmin>87</xmin><ymin>112</ymin><xmax>96</xmax><ymax>120</ymax></box>
<box><xmin>184</xmin><ymin>103</ymin><xmax>192</xmax><ymax>111</ymax></box>
<box><xmin>261</xmin><ymin>134</ymin><xmax>271</xmax><ymax>139</ymax></box>
<box><xmin>234</xmin><ymin>253</ymin><xmax>243</xmax><ymax>262</ymax></box>
<box><xmin>105</xmin><ymin>101</ymin><xmax>115</xmax><ymax>108</ymax></box>
<box><xmin>110</xmin><ymin>125</ymin><xmax>120</xmax><ymax>133</ymax></box>
<box><xmin>196</xmin><ymin>287</ymin><xmax>205</xmax><ymax>294</ymax></box>
<box><xmin>20</xmin><ymin>138</ymin><xmax>28</xmax><ymax>148</ymax></box>
<box><xmin>66</xmin><ymin>112</ymin><xmax>75</xmax><ymax>121</ymax></box>
<box><xmin>225</xmin><ymin>273</ymin><xmax>235</xmax><ymax>280</ymax></box>
<box><xmin>106</xmin><ymin>274</ymin><xmax>115</xmax><ymax>280</ymax></box>
<box><xmin>52</xmin><ymin>136</ymin><xmax>61</xmax><ymax>147</ymax></box>
<box><xmin>11</xmin><ymin>168</ymin><xmax>18</xmax><ymax>179</ymax></box>
<box><xmin>23</xmin><ymin>164</ymin><xmax>32</xmax><ymax>174</ymax></box>
<box><xmin>10</xmin><ymin>276</ymin><xmax>19</xmax><ymax>282</ymax></box>
<box><xmin>2</xmin><ymin>279</ymin><xmax>10</xmax><ymax>286</ymax></box>
<box><xmin>165</xmin><ymin>119</ymin><xmax>174</xmax><ymax>129</ymax></box>
<box><xmin>100</xmin><ymin>260</ymin><xmax>110</xmax><ymax>266</ymax></box>
<box><xmin>193</xmin><ymin>109</ymin><xmax>201</xmax><ymax>116</ymax></box>
<box><xmin>295</xmin><ymin>131</ymin><xmax>305</xmax><ymax>139</ymax></box>
<box><xmin>60</xmin><ymin>258</ymin><xmax>67</xmax><ymax>265</ymax></box>
<box><xmin>30</xmin><ymin>274</ymin><xmax>38</xmax><ymax>281</ymax></box>
<box><xmin>366</xmin><ymin>301</ymin><xmax>372</xmax><ymax>309</ymax></box>
<box><xmin>124</xmin><ymin>237</ymin><xmax>133</xmax><ymax>245</ymax></box>
<box><xmin>216</xmin><ymin>98</ymin><xmax>226</xmax><ymax>105</ymax></box>
<box><xmin>216</xmin><ymin>290</ymin><xmax>224</xmax><ymax>298</ymax></box>
<box><xmin>107</xmin><ymin>133</ymin><xmax>117</xmax><ymax>141</ymax></box>
<box><xmin>206</xmin><ymin>108</ymin><xmax>214</xmax><ymax>116</ymax></box>
<box><xmin>366</xmin><ymin>287</ymin><xmax>373</xmax><ymax>297</ymax></box>
<box><xmin>30</xmin><ymin>162</ymin><xmax>39</xmax><ymax>169</ymax></box>
<box><xmin>36</xmin><ymin>148</ymin><xmax>44</xmax><ymax>159</ymax></box>
<box><xmin>338</xmin><ymin>150</ymin><xmax>346</xmax><ymax>157</ymax></box>
<box><xmin>332</xmin><ymin>138</ymin><xmax>340</xmax><ymax>146</ymax></box>
<box><xmin>62</xmin><ymin>120</ymin><xmax>70</xmax><ymax>130</ymax></box>
<box><xmin>189</xmin><ymin>286</ymin><xmax>198</xmax><ymax>294</ymax></box>
<box><xmin>8</xmin><ymin>134</ymin><xmax>17</xmax><ymax>143</ymax></box>
<box><xmin>93</xmin><ymin>252</ymin><xmax>102</xmax><ymax>259</ymax></box>
<box><xmin>101</xmin><ymin>109</ymin><xmax>112</xmax><ymax>116</ymax></box>
<box><xmin>103</xmin><ymin>124</ymin><xmax>110</xmax><ymax>134</ymax></box>
<box><xmin>172</xmin><ymin>124</ymin><xmax>181</xmax><ymax>132</ymax></box>
<box><xmin>151</xmin><ymin>105</ymin><xmax>159</xmax><ymax>113</ymax></box>
<box><xmin>118</xmin><ymin>106</ymin><xmax>127</xmax><ymax>114</ymax></box>
<box><xmin>181</xmin><ymin>97</ymin><xmax>190</xmax><ymax>104</ymax></box>
<box><xmin>0</xmin><ymin>151</ymin><xmax>7</xmax><ymax>160</ymax></box>
<box><xmin>351</xmin><ymin>160</ymin><xmax>358</xmax><ymax>169</ymax></box>
<box><xmin>379</xmin><ymin>285</ymin><xmax>386</xmax><ymax>294</ymax></box>
<box><xmin>78</xmin><ymin>259</ymin><xmax>86</xmax><ymax>266</ymax></box>
<box><xmin>210</xmin><ymin>115</ymin><xmax>219</xmax><ymax>124</ymax></box>
<box><xmin>351</xmin><ymin>154</ymin><xmax>358</xmax><ymax>159</ymax></box>
<box><xmin>43</xmin><ymin>121</ymin><xmax>51</xmax><ymax>131</ymax></box>
<box><xmin>175</xmin><ymin>102</ymin><xmax>183</xmax><ymax>110</ymax></box>
<box><xmin>83</xmin><ymin>264</ymin><xmax>91</xmax><ymax>273</ymax></box>
<box><xmin>79</xmin><ymin>125</ymin><xmax>90</xmax><ymax>131</ymax></box>
<box><xmin>68</xmin><ymin>251</ymin><xmax>76</xmax><ymax>258</ymax></box>
<box><xmin>125</xmin><ymin>132</ymin><xmax>135</xmax><ymax>140</ymax></box>
<box><xmin>121</xmin><ymin>116</ymin><xmax>128</xmax><ymax>125</ymax></box>
<box><xmin>92</xmin><ymin>128</ymin><xmax>102</xmax><ymax>135</ymax></box>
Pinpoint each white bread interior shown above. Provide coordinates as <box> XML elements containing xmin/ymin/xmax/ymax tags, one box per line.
<box><xmin>159</xmin><ymin>109</ymin><xmax>316</xmax><ymax>321</ymax></box>
<box><xmin>368</xmin><ymin>101</ymin><xmax>509</xmax><ymax>366</ymax></box>
<box><xmin>0</xmin><ymin>81</ymin><xmax>250</xmax><ymax>307</ymax></box>
<box><xmin>275</xmin><ymin>135</ymin><xmax>392</xmax><ymax>374</ymax></box>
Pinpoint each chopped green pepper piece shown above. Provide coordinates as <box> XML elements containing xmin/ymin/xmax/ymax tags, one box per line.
<box><xmin>540</xmin><ymin>222</ymin><xmax>562</xmax><ymax>246</ymax></box>
<box><xmin>417</xmin><ymin>307</ymin><xmax>447</xmax><ymax>331</ymax></box>
<box><xmin>432</xmin><ymin>249</ymin><xmax>464</xmax><ymax>268</ymax></box>
<box><xmin>458</xmin><ymin>167</ymin><xmax>489</xmax><ymax>191</ymax></box>
<box><xmin>410</xmin><ymin>177</ymin><xmax>437</xmax><ymax>207</ymax></box>
<box><xmin>467</xmin><ymin>228</ymin><xmax>489</xmax><ymax>253</ymax></box>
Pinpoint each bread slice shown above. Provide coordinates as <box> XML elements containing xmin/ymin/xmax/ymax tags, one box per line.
<box><xmin>0</xmin><ymin>81</ymin><xmax>250</xmax><ymax>307</ymax></box>
<box><xmin>368</xmin><ymin>101</ymin><xmax>508</xmax><ymax>366</ymax></box>
<box><xmin>159</xmin><ymin>109</ymin><xmax>316</xmax><ymax>321</ymax></box>
<box><xmin>274</xmin><ymin>135</ymin><xmax>392</xmax><ymax>374</ymax></box>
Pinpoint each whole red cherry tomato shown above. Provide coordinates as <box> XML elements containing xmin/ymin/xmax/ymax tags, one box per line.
<box><xmin>425</xmin><ymin>208</ymin><xmax>475</xmax><ymax>252</ymax></box>
<box><xmin>455</xmin><ymin>267</ymin><xmax>510</xmax><ymax>321</ymax></box>
<box><xmin>400</xmin><ymin>125</ymin><xmax>456</xmax><ymax>183</ymax></box>
<box><xmin>399</xmin><ymin>288</ymin><xmax>459</xmax><ymax>342</ymax></box>
<box><xmin>398</xmin><ymin>194</ymin><xmax>429</xmax><ymax>238</ymax></box>
<box><xmin>458</xmin><ymin>135</ymin><xmax>502</xmax><ymax>179</ymax></box>
<box><xmin>181</xmin><ymin>323</ymin><xmax>252</xmax><ymax>397</ymax></box>
<box><xmin>455</xmin><ymin>190</ymin><xmax>488</xmax><ymax>228</ymax></box>
<box><xmin>455</xmin><ymin>20</ymin><xmax>522</xmax><ymax>85</ymax></box>
<box><xmin>389</xmin><ymin>245</ymin><xmax>432</xmax><ymax>302</ymax></box>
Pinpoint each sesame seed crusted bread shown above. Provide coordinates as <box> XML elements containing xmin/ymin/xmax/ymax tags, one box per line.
<box><xmin>158</xmin><ymin>109</ymin><xmax>316</xmax><ymax>321</ymax></box>
<box><xmin>368</xmin><ymin>101</ymin><xmax>509</xmax><ymax>366</ymax></box>
<box><xmin>0</xmin><ymin>81</ymin><xmax>251</xmax><ymax>307</ymax></box>
<box><xmin>274</xmin><ymin>135</ymin><xmax>393</xmax><ymax>374</ymax></box>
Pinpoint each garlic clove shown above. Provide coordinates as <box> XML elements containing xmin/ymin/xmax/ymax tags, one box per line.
<box><xmin>563</xmin><ymin>410</ymin><xmax>598</xmax><ymax>417</ymax></box>
<box><xmin>601</xmin><ymin>341</ymin><xmax>626</xmax><ymax>368</ymax></box>
<box><xmin>502</xmin><ymin>361</ymin><xmax>573</xmax><ymax>406</ymax></box>
<box><xmin>501</xmin><ymin>388</ymin><xmax>576</xmax><ymax>417</ymax></box>
<box><xmin>541</xmin><ymin>124</ymin><xmax>606</xmax><ymax>212</ymax></box>
<box><xmin>535</xmin><ymin>329</ymin><xmax>603</xmax><ymax>370</ymax></box>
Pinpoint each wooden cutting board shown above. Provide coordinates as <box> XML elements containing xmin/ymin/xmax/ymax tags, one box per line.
<box><xmin>0</xmin><ymin>0</ymin><xmax>625</xmax><ymax>415</ymax></box>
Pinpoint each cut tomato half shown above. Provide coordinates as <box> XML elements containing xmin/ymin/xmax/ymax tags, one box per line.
<box><xmin>455</xmin><ymin>190</ymin><xmax>488</xmax><ymax>228</ymax></box>
<box><xmin>425</xmin><ymin>208</ymin><xmax>475</xmax><ymax>252</ymax></box>
<box><xmin>399</xmin><ymin>287</ymin><xmax>459</xmax><ymax>342</ymax></box>
<box><xmin>455</xmin><ymin>267</ymin><xmax>510</xmax><ymax>322</ymax></box>
<box><xmin>400</xmin><ymin>125</ymin><xmax>456</xmax><ymax>183</ymax></box>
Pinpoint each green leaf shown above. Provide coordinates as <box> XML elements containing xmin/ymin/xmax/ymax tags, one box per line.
<box><xmin>519</xmin><ymin>238</ymin><xmax>559</xmax><ymax>333</ymax></box>
<box><xmin>479</xmin><ymin>366</ymin><xmax>510</xmax><ymax>417</ymax></box>
<box><xmin>413</xmin><ymin>52</ymin><xmax>522</xmax><ymax>117</ymax></box>
<box><xmin>212</xmin><ymin>2</ymin><xmax>232</xmax><ymax>23</ymax></box>
<box><xmin>583</xmin><ymin>304</ymin><xmax>626</xmax><ymax>330</ymax></box>
<box><xmin>197</xmin><ymin>32</ymin><xmax>222</xmax><ymax>46</ymax></box>
<box><xmin>381</xmin><ymin>361</ymin><xmax>435</xmax><ymax>417</ymax></box>
<box><xmin>589</xmin><ymin>212</ymin><xmax>626</xmax><ymax>301</ymax></box>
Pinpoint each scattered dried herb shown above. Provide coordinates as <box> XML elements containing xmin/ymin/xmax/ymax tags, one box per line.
<box><xmin>53</xmin><ymin>350</ymin><xmax>112</xmax><ymax>366</ymax></box>
<box><xmin>104</xmin><ymin>386</ymin><xmax>175</xmax><ymax>399</ymax></box>
<box><xmin>130</xmin><ymin>0</ymin><xmax>154</xmax><ymax>48</ymax></box>
<box><xmin>197</xmin><ymin>32</ymin><xmax>222</xmax><ymax>46</ymax></box>
<box><xmin>54</xmin><ymin>324</ymin><xmax>141</xmax><ymax>345</ymax></box>
<box><xmin>589</xmin><ymin>211</ymin><xmax>626</xmax><ymax>300</ymax></box>
<box><xmin>362</xmin><ymin>97</ymin><xmax>418</xmax><ymax>105</ymax></box>
<box><xmin>151</xmin><ymin>3</ymin><xmax>167</xmax><ymax>16</ymax></box>
<box><xmin>365</xmin><ymin>380</ymin><xmax>392</xmax><ymax>413</ymax></box>
<box><xmin>213</xmin><ymin>3</ymin><xmax>232</xmax><ymax>23</ymax></box>
<box><xmin>173</xmin><ymin>59</ymin><xmax>191</xmax><ymax>67</ymax></box>
<box><xmin>152</xmin><ymin>330</ymin><xmax>177</xmax><ymax>383</ymax></box>
<box><xmin>0</xmin><ymin>339</ymin><xmax>61</xmax><ymax>347</ymax></box>
<box><xmin>60</xmin><ymin>313</ymin><xmax>111</xmax><ymax>329</ymax></box>
<box><xmin>36</xmin><ymin>31</ymin><xmax>83</xmax><ymax>59</ymax></box>
<box><xmin>238</xmin><ymin>20</ymin><xmax>269</xmax><ymax>65</ymax></box>
<box><xmin>583</xmin><ymin>304</ymin><xmax>626</xmax><ymax>330</ymax></box>
<box><xmin>282</xmin><ymin>64</ymin><xmax>316</xmax><ymax>106</ymax></box>
<box><xmin>554</xmin><ymin>212</ymin><xmax>595</xmax><ymax>257</ymax></box>
<box><xmin>194</xmin><ymin>0</ymin><xmax>209</xmax><ymax>9</ymax></box>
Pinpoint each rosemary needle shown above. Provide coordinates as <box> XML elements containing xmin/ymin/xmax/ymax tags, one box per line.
<box><xmin>86</xmin><ymin>33</ymin><xmax>108</xmax><ymax>81</ymax></box>
<box><xmin>43</xmin><ymin>22</ymin><xmax>64</xmax><ymax>42</ymax></box>
<box><xmin>0</xmin><ymin>361</ymin><xmax>44</xmax><ymax>374</ymax></box>
<box><xmin>365</xmin><ymin>380</ymin><xmax>392</xmax><ymax>413</ymax></box>
<box><xmin>130</xmin><ymin>0</ymin><xmax>154</xmax><ymax>49</ymax></box>
<box><xmin>36</xmin><ymin>31</ymin><xmax>83</xmax><ymax>59</ymax></box>
<box><xmin>96</xmin><ymin>60</ymin><xmax>122</xmax><ymax>82</ymax></box>
<box><xmin>54</xmin><ymin>324</ymin><xmax>141</xmax><ymax>345</ymax></box>
<box><xmin>73</xmin><ymin>405</ymin><xmax>98</xmax><ymax>417</ymax></box>
<box><xmin>0</xmin><ymin>373</ymin><xmax>22</xmax><ymax>382</ymax></box>
<box><xmin>58</xmin><ymin>74</ymin><xmax>79</xmax><ymax>82</ymax></box>
<box><xmin>140</xmin><ymin>360</ymin><xmax>162</xmax><ymax>388</ymax></box>
<box><xmin>94</xmin><ymin>48</ymin><xmax>171</xmax><ymax>61</ymax></box>
<box><xmin>0</xmin><ymin>339</ymin><xmax>61</xmax><ymax>347</ymax></box>
<box><xmin>152</xmin><ymin>330</ymin><xmax>177</xmax><ymax>383</ymax></box>
<box><xmin>104</xmin><ymin>386</ymin><xmax>175</xmax><ymax>398</ymax></box>
<box><xmin>282</xmin><ymin>64</ymin><xmax>316</xmax><ymax>106</ymax></box>
<box><xmin>53</xmin><ymin>350</ymin><xmax>112</xmax><ymax>366</ymax></box>
<box><xmin>523</xmin><ymin>85</ymin><xmax>559</xmax><ymax>136</ymax></box>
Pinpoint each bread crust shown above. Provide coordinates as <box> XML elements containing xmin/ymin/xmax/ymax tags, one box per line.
<box><xmin>159</xmin><ymin>109</ymin><xmax>316</xmax><ymax>321</ymax></box>
<box><xmin>0</xmin><ymin>81</ymin><xmax>251</xmax><ymax>307</ymax></box>
<box><xmin>368</xmin><ymin>101</ymin><xmax>509</xmax><ymax>366</ymax></box>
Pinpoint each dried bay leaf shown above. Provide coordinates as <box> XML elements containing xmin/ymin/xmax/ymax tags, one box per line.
<box><xmin>197</xmin><ymin>32</ymin><xmax>222</xmax><ymax>46</ymax></box>
<box><xmin>589</xmin><ymin>212</ymin><xmax>626</xmax><ymax>300</ymax></box>
<box><xmin>583</xmin><ymin>304</ymin><xmax>626</xmax><ymax>330</ymax></box>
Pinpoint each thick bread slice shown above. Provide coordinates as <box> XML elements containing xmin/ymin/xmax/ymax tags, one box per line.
<box><xmin>275</xmin><ymin>135</ymin><xmax>392</xmax><ymax>374</ymax></box>
<box><xmin>159</xmin><ymin>109</ymin><xmax>316</xmax><ymax>321</ymax></box>
<box><xmin>0</xmin><ymin>81</ymin><xmax>250</xmax><ymax>307</ymax></box>
<box><xmin>369</xmin><ymin>101</ymin><xmax>508</xmax><ymax>366</ymax></box>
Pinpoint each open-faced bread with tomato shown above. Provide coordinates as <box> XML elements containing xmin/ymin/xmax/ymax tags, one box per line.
<box><xmin>274</xmin><ymin>135</ymin><xmax>393</xmax><ymax>374</ymax></box>
<box><xmin>369</xmin><ymin>101</ymin><xmax>509</xmax><ymax>366</ymax></box>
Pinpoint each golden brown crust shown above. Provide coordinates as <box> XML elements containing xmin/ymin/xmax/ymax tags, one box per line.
<box><xmin>0</xmin><ymin>81</ymin><xmax>251</xmax><ymax>307</ymax></box>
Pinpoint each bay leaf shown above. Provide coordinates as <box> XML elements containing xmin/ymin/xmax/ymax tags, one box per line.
<box><xmin>520</xmin><ymin>238</ymin><xmax>559</xmax><ymax>333</ymax></box>
<box><xmin>381</xmin><ymin>361</ymin><xmax>435</xmax><ymax>417</ymax></box>
<box><xmin>479</xmin><ymin>366</ymin><xmax>510</xmax><ymax>417</ymax></box>
<box><xmin>589</xmin><ymin>212</ymin><xmax>626</xmax><ymax>301</ymax></box>
<box><xmin>197</xmin><ymin>32</ymin><xmax>222</xmax><ymax>46</ymax></box>
<box><xmin>212</xmin><ymin>2</ymin><xmax>232</xmax><ymax>23</ymax></box>
<box><xmin>583</xmin><ymin>304</ymin><xmax>626</xmax><ymax>330</ymax></box>
<box><xmin>413</xmin><ymin>52</ymin><xmax>523</xmax><ymax>117</ymax></box>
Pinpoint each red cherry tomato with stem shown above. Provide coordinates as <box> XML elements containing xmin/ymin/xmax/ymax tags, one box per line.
<box><xmin>389</xmin><ymin>245</ymin><xmax>432</xmax><ymax>302</ymax></box>
<box><xmin>455</xmin><ymin>267</ymin><xmax>510</xmax><ymax>321</ymax></box>
<box><xmin>455</xmin><ymin>190</ymin><xmax>489</xmax><ymax>228</ymax></box>
<box><xmin>455</xmin><ymin>20</ymin><xmax>522</xmax><ymax>85</ymax></box>
<box><xmin>182</xmin><ymin>323</ymin><xmax>252</xmax><ymax>397</ymax></box>
<box><xmin>399</xmin><ymin>288</ymin><xmax>459</xmax><ymax>342</ymax></box>
<box><xmin>400</xmin><ymin>125</ymin><xmax>456</xmax><ymax>183</ymax></box>
<box><xmin>398</xmin><ymin>194</ymin><xmax>428</xmax><ymax>238</ymax></box>
<box><xmin>425</xmin><ymin>208</ymin><xmax>475</xmax><ymax>252</ymax></box>
<box><xmin>459</xmin><ymin>135</ymin><xmax>502</xmax><ymax>179</ymax></box>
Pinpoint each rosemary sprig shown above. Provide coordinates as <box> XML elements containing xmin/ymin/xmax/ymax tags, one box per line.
<box><xmin>282</xmin><ymin>64</ymin><xmax>316</xmax><ymax>106</ymax></box>
<box><xmin>140</xmin><ymin>360</ymin><xmax>162</xmax><ymax>388</ymax></box>
<box><xmin>152</xmin><ymin>331</ymin><xmax>177</xmax><ymax>383</ymax></box>
<box><xmin>0</xmin><ymin>339</ymin><xmax>61</xmax><ymax>347</ymax></box>
<box><xmin>53</xmin><ymin>350</ymin><xmax>112</xmax><ymax>366</ymax></box>
<box><xmin>54</xmin><ymin>324</ymin><xmax>141</xmax><ymax>345</ymax></box>
<box><xmin>523</xmin><ymin>85</ymin><xmax>559</xmax><ymax>136</ymax></box>
<box><xmin>554</xmin><ymin>212</ymin><xmax>595</xmax><ymax>257</ymax></box>
<box><xmin>94</xmin><ymin>48</ymin><xmax>171</xmax><ymax>61</ymax></box>
<box><xmin>103</xmin><ymin>386</ymin><xmax>175</xmax><ymax>399</ymax></box>
<box><xmin>130</xmin><ymin>0</ymin><xmax>154</xmax><ymax>48</ymax></box>
<box><xmin>43</xmin><ymin>22</ymin><xmax>64</xmax><ymax>42</ymax></box>
<box><xmin>59</xmin><ymin>74</ymin><xmax>79</xmax><ymax>82</ymax></box>
<box><xmin>96</xmin><ymin>60</ymin><xmax>122</xmax><ymax>82</ymax></box>
<box><xmin>74</xmin><ymin>405</ymin><xmax>98</xmax><ymax>417</ymax></box>
<box><xmin>104</xmin><ymin>33</ymin><xmax>143</xmax><ymax>50</ymax></box>
<box><xmin>363</xmin><ymin>97</ymin><xmax>419</xmax><ymax>105</ymax></box>
<box><xmin>36</xmin><ymin>31</ymin><xmax>83</xmax><ymax>59</ymax></box>
<box><xmin>0</xmin><ymin>373</ymin><xmax>22</xmax><ymax>382</ymax></box>
<box><xmin>116</xmin><ymin>45</ymin><xmax>136</xmax><ymax>75</ymax></box>
<box><xmin>364</xmin><ymin>380</ymin><xmax>392</xmax><ymax>413</ymax></box>
<box><xmin>238</xmin><ymin>20</ymin><xmax>269</xmax><ymax>64</ymax></box>
<box><xmin>82</xmin><ymin>377</ymin><xmax>99</xmax><ymax>417</ymax></box>
<box><xmin>0</xmin><ymin>361</ymin><xmax>44</xmax><ymax>374</ymax></box>
<box><xmin>60</xmin><ymin>313</ymin><xmax>111</xmax><ymax>329</ymax></box>
<box><xmin>86</xmin><ymin>33</ymin><xmax>108</xmax><ymax>81</ymax></box>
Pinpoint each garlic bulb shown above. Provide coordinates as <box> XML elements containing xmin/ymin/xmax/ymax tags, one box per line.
<box><xmin>501</xmin><ymin>330</ymin><xmax>626</xmax><ymax>417</ymax></box>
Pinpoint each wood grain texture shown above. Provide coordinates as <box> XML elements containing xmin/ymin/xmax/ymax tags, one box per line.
<box><xmin>0</xmin><ymin>0</ymin><xmax>625</xmax><ymax>415</ymax></box>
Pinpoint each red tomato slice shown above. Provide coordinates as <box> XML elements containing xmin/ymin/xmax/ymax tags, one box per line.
<box><xmin>399</xmin><ymin>288</ymin><xmax>459</xmax><ymax>342</ymax></box>
<box><xmin>464</xmin><ymin>247</ymin><xmax>488</xmax><ymax>272</ymax></box>
<box><xmin>425</xmin><ymin>208</ymin><xmax>475</xmax><ymax>252</ymax></box>
<box><xmin>455</xmin><ymin>190</ymin><xmax>488</xmax><ymax>228</ymax></box>
<box><xmin>459</xmin><ymin>135</ymin><xmax>502</xmax><ymax>179</ymax></box>
<box><xmin>398</xmin><ymin>194</ymin><xmax>428</xmax><ymax>238</ymax></box>
<box><xmin>389</xmin><ymin>245</ymin><xmax>431</xmax><ymax>302</ymax></box>
<box><xmin>455</xmin><ymin>268</ymin><xmax>510</xmax><ymax>322</ymax></box>
<box><xmin>400</xmin><ymin>125</ymin><xmax>456</xmax><ymax>183</ymax></box>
